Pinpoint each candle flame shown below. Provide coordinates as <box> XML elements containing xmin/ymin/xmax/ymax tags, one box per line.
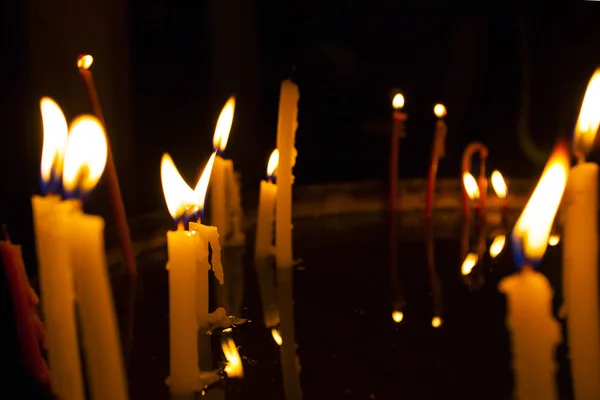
<box><xmin>489</xmin><ymin>234</ymin><xmax>506</xmax><ymax>258</ymax></box>
<box><xmin>491</xmin><ymin>170</ymin><xmax>507</xmax><ymax>199</ymax></box>
<box><xmin>160</xmin><ymin>154</ymin><xmax>198</xmax><ymax>221</ymax></box>
<box><xmin>77</xmin><ymin>54</ymin><xmax>94</xmax><ymax>70</ymax></box>
<box><xmin>574</xmin><ymin>68</ymin><xmax>600</xmax><ymax>155</ymax></box>
<box><xmin>212</xmin><ymin>96</ymin><xmax>235</xmax><ymax>152</ymax></box>
<box><xmin>193</xmin><ymin>152</ymin><xmax>217</xmax><ymax>207</ymax></box>
<box><xmin>431</xmin><ymin>316</ymin><xmax>443</xmax><ymax>328</ymax></box>
<box><xmin>463</xmin><ymin>172</ymin><xmax>480</xmax><ymax>200</ymax></box>
<box><xmin>392</xmin><ymin>310</ymin><xmax>404</xmax><ymax>323</ymax></box>
<box><xmin>512</xmin><ymin>141</ymin><xmax>570</xmax><ymax>268</ymax></box>
<box><xmin>40</xmin><ymin>97</ymin><xmax>69</xmax><ymax>192</ymax></box>
<box><xmin>271</xmin><ymin>328</ymin><xmax>282</xmax><ymax>346</ymax></box>
<box><xmin>461</xmin><ymin>252</ymin><xmax>479</xmax><ymax>275</ymax></box>
<box><xmin>62</xmin><ymin>116</ymin><xmax>107</xmax><ymax>197</ymax></box>
<box><xmin>548</xmin><ymin>234</ymin><xmax>560</xmax><ymax>246</ymax></box>
<box><xmin>222</xmin><ymin>338</ymin><xmax>243</xmax><ymax>378</ymax></box>
<box><xmin>266</xmin><ymin>149</ymin><xmax>279</xmax><ymax>177</ymax></box>
<box><xmin>392</xmin><ymin>93</ymin><xmax>404</xmax><ymax>109</ymax></box>
<box><xmin>433</xmin><ymin>104</ymin><xmax>447</xmax><ymax>118</ymax></box>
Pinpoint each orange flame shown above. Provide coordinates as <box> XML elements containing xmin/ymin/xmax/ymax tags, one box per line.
<box><xmin>463</xmin><ymin>172</ymin><xmax>480</xmax><ymax>200</ymax></box>
<box><xmin>433</xmin><ymin>104</ymin><xmax>447</xmax><ymax>118</ymax></box>
<box><xmin>212</xmin><ymin>96</ymin><xmax>235</xmax><ymax>152</ymax></box>
<box><xmin>77</xmin><ymin>54</ymin><xmax>94</xmax><ymax>70</ymax></box>
<box><xmin>392</xmin><ymin>93</ymin><xmax>404</xmax><ymax>109</ymax></box>
<box><xmin>222</xmin><ymin>338</ymin><xmax>243</xmax><ymax>378</ymax></box>
<box><xmin>491</xmin><ymin>170</ymin><xmax>507</xmax><ymax>199</ymax></box>
<box><xmin>574</xmin><ymin>68</ymin><xmax>600</xmax><ymax>155</ymax></box>
<box><xmin>39</xmin><ymin>98</ymin><xmax>69</xmax><ymax>187</ymax></box>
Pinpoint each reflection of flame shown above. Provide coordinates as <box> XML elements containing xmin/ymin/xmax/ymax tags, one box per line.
<box><xmin>433</xmin><ymin>104</ymin><xmax>447</xmax><ymax>118</ymax></box>
<box><xmin>40</xmin><ymin>98</ymin><xmax>69</xmax><ymax>190</ymax></box>
<box><xmin>392</xmin><ymin>93</ymin><xmax>404</xmax><ymax>109</ymax></box>
<box><xmin>392</xmin><ymin>310</ymin><xmax>404</xmax><ymax>323</ymax></box>
<box><xmin>77</xmin><ymin>54</ymin><xmax>94</xmax><ymax>70</ymax></box>
<box><xmin>489</xmin><ymin>235</ymin><xmax>506</xmax><ymax>258</ymax></box>
<box><xmin>271</xmin><ymin>328</ymin><xmax>282</xmax><ymax>346</ymax></box>
<box><xmin>574</xmin><ymin>68</ymin><xmax>600</xmax><ymax>154</ymax></box>
<box><xmin>160</xmin><ymin>154</ymin><xmax>198</xmax><ymax>221</ymax></box>
<box><xmin>512</xmin><ymin>142</ymin><xmax>570</xmax><ymax>267</ymax></box>
<box><xmin>62</xmin><ymin>116</ymin><xmax>107</xmax><ymax>197</ymax></box>
<box><xmin>212</xmin><ymin>96</ymin><xmax>235</xmax><ymax>152</ymax></box>
<box><xmin>463</xmin><ymin>172</ymin><xmax>480</xmax><ymax>200</ymax></box>
<box><xmin>548</xmin><ymin>234</ymin><xmax>560</xmax><ymax>247</ymax></box>
<box><xmin>267</xmin><ymin>149</ymin><xmax>279</xmax><ymax>177</ymax></box>
<box><xmin>431</xmin><ymin>316</ymin><xmax>443</xmax><ymax>328</ymax></box>
<box><xmin>461</xmin><ymin>252</ymin><xmax>478</xmax><ymax>275</ymax></box>
<box><xmin>491</xmin><ymin>170</ymin><xmax>507</xmax><ymax>199</ymax></box>
<box><xmin>222</xmin><ymin>338</ymin><xmax>243</xmax><ymax>378</ymax></box>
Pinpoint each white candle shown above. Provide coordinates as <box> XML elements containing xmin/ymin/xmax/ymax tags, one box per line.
<box><xmin>563</xmin><ymin>68</ymin><xmax>600</xmax><ymax>400</ymax></box>
<box><xmin>255</xmin><ymin>149</ymin><xmax>279</xmax><ymax>264</ymax></box>
<box><xmin>500</xmin><ymin>141</ymin><xmax>569</xmax><ymax>400</ymax></box>
<box><xmin>275</xmin><ymin>79</ymin><xmax>299</xmax><ymax>269</ymax></box>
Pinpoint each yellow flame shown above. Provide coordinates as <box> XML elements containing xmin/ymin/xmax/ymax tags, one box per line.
<box><xmin>434</xmin><ymin>104</ymin><xmax>447</xmax><ymax>118</ymax></box>
<box><xmin>266</xmin><ymin>149</ymin><xmax>279</xmax><ymax>177</ymax></box>
<box><xmin>212</xmin><ymin>96</ymin><xmax>235</xmax><ymax>152</ymax></box>
<box><xmin>548</xmin><ymin>234</ymin><xmax>560</xmax><ymax>246</ymax></box>
<box><xmin>40</xmin><ymin>98</ymin><xmax>69</xmax><ymax>186</ymax></box>
<box><xmin>77</xmin><ymin>54</ymin><xmax>94</xmax><ymax>70</ymax></box>
<box><xmin>461</xmin><ymin>252</ymin><xmax>479</xmax><ymax>275</ymax></box>
<box><xmin>463</xmin><ymin>172</ymin><xmax>480</xmax><ymax>200</ymax></box>
<box><xmin>431</xmin><ymin>316</ymin><xmax>443</xmax><ymax>328</ymax></box>
<box><xmin>160</xmin><ymin>154</ymin><xmax>197</xmax><ymax>221</ymax></box>
<box><xmin>489</xmin><ymin>235</ymin><xmax>506</xmax><ymax>258</ymax></box>
<box><xmin>491</xmin><ymin>170</ymin><xmax>507</xmax><ymax>199</ymax></box>
<box><xmin>512</xmin><ymin>142</ymin><xmax>570</xmax><ymax>263</ymax></box>
<box><xmin>222</xmin><ymin>338</ymin><xmax>243</xmax><ymax>378</ymax></box>
<box><xmin>574</xmin><ymin>68</ymin><xmax>600</xmax><ymax>154</ymax></box>
<box><xmin>194</xmin><ymin>152</ymin><xmax>216</xmax><ymax>208</ymax></box>
<box><xmin>62</xmin><ymin>116</ymin><xmax>107</xmax><ymax>195</ymax></box>
<box><xmin>392</xmin><ymin>310</ymin><xmax>404</xmax><ymax>323</ymax></box>
<box><xmin>271</xmin><ymin>328</ymin><xmax>282</xmax><ymax>346</ymax></box>
<box><xmin>392</xmin><ymin>93</ymin><xmax>405</xmax><ymax>109</ymax></box>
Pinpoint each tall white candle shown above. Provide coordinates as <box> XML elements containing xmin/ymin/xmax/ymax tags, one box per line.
<box><xmin>563</xmin><ymin>68</ymin><xmax>600</xmax><ymax>400</ymax></box>
<box><xmin>255</xmin><ymin>149</ymin><xmax>279</xmax><ymax>264</ymax></box>
<box><xmin>275</xmin><ymin>80</ymin><xmax>299</xmax><ymax>269</ymax></box>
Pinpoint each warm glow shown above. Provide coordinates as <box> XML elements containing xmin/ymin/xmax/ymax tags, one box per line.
<box><xmin>434</xmin><ymin>104</ymin><xmax>447</xmax><ymax>118</ymax></box>
<box><xmin>512</xmin><ymin>142</ymin><xmax>570</xmax><ymax>266</ymax></box>
<box><xmin>266</xmin><ymin>149</ymin><xmax>279</xmax><ymax>177</ymax></box>
<box><xmin>77</xmin><ymin>54</ymin><xmax>94</xmax><ymax>70</ymax></box>
<box><xmin>461</xmin><ymin>252</ymin><xmax>479</xmax><ymax>275</ymax></box>
<box><xmin>489</xmin><ymin>235</ymin><xmax>506</xmax><ymax>258</ymax></box>
<box><xmin>271</xmin><ymin>328</ymin><xmax>282</xmax><ymax>346</ymax></box>
<box><xmin>62</xmin><ymin>116</ymin><xmax>107</xmax><ymax>196</ymax></box>
<box><xmin>193</xmin><ymin>152</ymin><xmax>217</xmax><ymax>208</ymax></box>
<box><xmin>160</xmin><ymin>154</ymin><xmax>198</xmax><ymax>221</ymax></box>
<box><xmin>222</xmin><ymin>338</ymin><xmax>243</xmax><ymax>378</ymax></box>
<box><xmin>574</xmin><ymin>68</ymin><xmax>600</xmax><ymax>154</ymax></box>
<box><xmin>431</xmin><ymin>316</ymin><xmax>443</xmax><ymax>328</ymax></box>
<box><xmin>548</xmin><ymin>234</ymin><xmax>560</xmax><ymax>246</ymax></box>
<box><xmin>392</xmin><ymin>310</ymin><xmax>404</xmax><ymax>323</ymax></box>
<box><xmin>212</xmin><ymin>96</ymin><xmax>235</xmax><ymax>152</ymax></box>
<box><xmin>40</xmin><ymin>97</ymin><xmax>69</xmax><ymax>188</ymax></box>
<box><xmin>392</xmin><ymin>93</ymin><xmax>405</xmax><ymax>109</ymax></box>
<box><xmin>463</xmin><ymin>172</ymin><xmax>480</xmax><ymax>200</ymax></box>
<box><xmin>491</xmin><ymin>170</ymin><xmax>507</xmax><ymax>199</ymax></box>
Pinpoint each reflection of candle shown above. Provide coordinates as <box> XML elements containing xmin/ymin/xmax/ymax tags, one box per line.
<box><xmin>491</xmin><ymin>170</ymin><xmax>508</xmax><ymax>224</ymax></box>
<box><xmin>222</xmin><ymin>337</ymin><xmax>244</xmax><ymax>378</ymax></box>
<box><xmin>255</xmin><ymin>150</ymin><xmax>279</xmax><ymax>263</ymax></box>
<box><xmin>256</xmin><ymin>259</ymin><xmax>281</xmax><ymax>328</ymax></box>
<box><xmin>500</xmin><ymin>141</ymin><xmax>569</xmax><ymax>400</ymax></box>
<box><xmin>389</xmin><ymin>93</ymin><xmax>407</xmax><ymax>212</ymax></box>
<box><xmin>425</xmin><ymin>104</ymin><xmax>447</xmax><ymax>219</ymax></box>
<box><xmin>563</xmin><ymin>68</ymin><xmax>600</xmax><ymax>400</ymax></box>
<box><xmin>275</xmin><ymin>80</ymin><xmax>299</xmax><ymax>269</ymax></box>
<box><xmin>425</xmin><ymin>221</ymin><xmax>443</xmax><ymax>327</ymax></box>
<box><xmin>388</xmin><ymin>212</ymin><xmax>405</xmax><ymax>320</ymax></box>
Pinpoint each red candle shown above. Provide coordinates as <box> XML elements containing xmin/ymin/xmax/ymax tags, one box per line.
<box><xmin>389</xmin><ymin>93</ymin><xmax>407</xmax><ymax>212</ymax></box>
<box><xmin>425</xmin><ymin>104</ymin><xmax>447</xmax><ymax>219</ymax></box>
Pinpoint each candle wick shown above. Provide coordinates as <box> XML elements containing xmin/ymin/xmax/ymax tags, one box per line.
<box><xmin>576</xmin><ymin>151</ymin><xmax>586</xmax><ymax>165</ymax></box>
<box><xmin>177</xmin><ymin>221</ymin><xmax>184</xmax><ymax>231</ymax></box>
<box><xmin>2</xmin><ymin>224</ymin><xmax>11</xmax><ymax>242</ymax></box>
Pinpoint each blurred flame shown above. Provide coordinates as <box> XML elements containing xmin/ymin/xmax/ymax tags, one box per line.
<box><xmin>193</xmin><ymin>152</ymin><xmax>216</xmax><ymax>208</ymax></box>
<box><xmin>548</xmin><ymin>234</ymin><xmax>560</xmax><ymax>246</ymax></box>
<box><xmin>434</xmin><ymin>104</ymin><xmax>447</xmax><ymax>118</ymax></box>
<box><xmin>574</xmin><ymin>68</ymin><xmax>600</xmax><ymax>154</ymax></box>
<box><xmin>40</xmin><ymin>98</ymin><xmax>69</xmax><ymax>189</ymax></box>
<box><xmin>77</xmin><ymin>54</ymin><xmax>94</xmax><ymax>70</ymax></box>
<box><xmin>62</xmin><ymin>116</ymin><xmax>107</xmax><ymax>196</ymax></box>
<box><xmin>392</xmin><ymin>310</ymin><xmax>404</xmax><ymax>323</ymax></box>
<box><xmin>392</xmin><ymin>93</ymin><xmax>404</xmax><ymax>109</ymax></box>
<box><xmin>512</xmin><ymin>142</ymin><xmax>570</xmax><ymax>266</ymax></box>
<box><xmin>463</xmin><ymin>172</ymin><xmax>480</xmax><ymax>200</ymax></box>
<box><xmin>461</xmin><ymin>252</ymin><xmax>478</xmax><ymax>275</ymax></box>
<box><xmin>271</xmin><ymin>328</ymin><xmax>282</xmax><ymax>346</ymax></box>
<box><xmin>222</xmin><ymin>338</ymin><xmax>243</xmax><ymax>378</ymax></box>
<box><xmin>431</xmin><ymin>316</ymin><xmax>443</xmax><ymax>328</ymax></box>
<box><xmin>491</xmin><ymin>170</ymin><xmax>507</xmax><ymax>199</ymax></box>
<box><xmin>212</xmin><ymin>96</ymin><xmax>235</xmax><ymax>152</ymax></box>
<box><xmin>266</xmin><ymin>149</ymin><xmax>279</xmax><ymax>177</ymax></box>
<box><xmin>160</xmin><ymin>154</ymin><xmax>198</xmax><ymax>221</ymax></box>
<box><xmin>489</xmin><ymin>235</ymin><xmax>506</xmax><ymax>258</ymax></box>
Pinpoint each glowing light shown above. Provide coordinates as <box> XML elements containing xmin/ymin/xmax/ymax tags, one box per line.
<box><xmin>266</xmin><ymin>149</ymin><xmax>279</xmax><ymax>177</ymax></box>
<box><xmin>222</xmin><ymin>338</ymin><xmax>243</xmax><ymax>378</ymax></box>
<box><xmin>392</xmin><ymin>310</ymin><xmax>404</xmax><ymax>323</ymax></box>
<box><xmin>431</xmin><ymin>316</ymin><xmax>443</xmax><ymax>328</ymax></box>
<box><xmin>271</xmin><ymin>328</ymin><xmax>282</xmax><ymax>346</ymax></box>
<box><xmin>39</xmin><ymin>97</ymin><xmax>69</xmax><ymax>190</ymax></box>
<box><xmin>212</xmin><ymin>96</ymin><xmax>235</xmax><ymax>152</ymax></box>
<box><xmin>489</xmin><ymin>235</ymin><xmax>506</xmax><ymax>258</ymax></box>
<box><xmin>62</xmin><ymin>116</ymin><xmax>107</xmax><ymax>197</ymax></box>
<box><xmin>160</xmin><ymin>154</ymin><xmax>198</xmax><ymax>221</ymax></box>
<box><xmin>548</xmin><ymin>234</ymin><xmax>560</xmax><ymax>246</ymax></box>
<box><xmin>193</xmin><ymin>152</ymin><xmax>216</xmax><ymax>209</ymax></box>
<box><xmin>392</xmin><ymin>93</ymin><xmax>405</xmax><ymax>109</ymax></box>
<box><xmin>461</xmin><ymin>252</ymin><xmax>479</xmax><ymax>275</ymax></box>
<box><xmin>512</xmin><ymin>142</ymin><xmax>570</xmax><ymax>267</ymax></box>
<box><xmin>463</xmin><ymin>172</ymin><xmax>480</xmax><ymax>200</ymax></box>
<box><xmin>574</xmin><ymin>68</ymin><xmax>600</xmax><ymax>155</ymax></box>
<box><xmin>491</xmin><ymin>170</ymin><xmax>507</xmax><ymax>199</ymax></box>
<box><xmin>433</xmin><ymin>104</ymin><xmax>447</xmax><ymax>118</ymax></box>
<box><xmin>77</xmin><ymin>54</ymin><xmax>94</xmax><ymax>70</ymax></box>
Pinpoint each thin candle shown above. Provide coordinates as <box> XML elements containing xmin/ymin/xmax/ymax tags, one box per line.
<box><xmin>389</xmin><ymin>93</ymin><xmax>407</xmax><ymax>211</ymax></box>
<box><xmin>462</xmin><ymin>172</ymin><xmax>480</xmax><ymax>222</ymax></box>
<box><xmin>255</xmin><ymin>149</ymin><xmax>279</xmax><ymax>264</ymax></box>
<box><xmin>425</xmin><ymin>103</ymin><xmax>447</xmax><ymax>219</ymax></box>
<box><xmin>491</xmin><ymin>170</ymin><xmax>508</xmax><ymax>225</ymax></box>
<box><xmin>461</xmin><ymin>143</ymin><xmax>488</xmax><ymax>222</ymax></box>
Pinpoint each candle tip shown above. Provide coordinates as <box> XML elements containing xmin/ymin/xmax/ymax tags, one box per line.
<box><xmin>2</xmin><ymin>224</ymin><xmax>10</xmax><ymax>242</ymax></box>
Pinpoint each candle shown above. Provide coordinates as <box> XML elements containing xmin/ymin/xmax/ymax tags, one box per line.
<box><xmin>255</xmin><ymin>149</ymin><xmax>279</xmax><ymax>264</ymax></box>
<box><xmin>275</xmin><ymin>79</ymin><xmax>300</xmax><ymax>269</ymax></box>
<box><xmin>462</xmin><ymin>172</ymin><xmax>480</xmax><ymax>222</ymax></box>
<box><xmin>425</xmin><ymin>103</ymin><xmax>447</xmax><ymax>219</ymax></box>
<box><xmin>500</xmin><ymin>141</ymin><xmax>569</xmax><ymax>400</ymax></box>
<box><xmin>563</xmin><ymin>67</ymin><xmax>600</xmax><ymax>400</ymax></box>
<box><xmin>461</xmin><ymin>143</ymin><xmax>488</xmax><ymax>222</ymax></box>
<box><xmin>32</xmin><ymin>98</ymin><xmax>85</xmax><ymax>400</ymax></box>
<box><xmin>0</xmin><ymin>228</ymin><xmax>48</xmax><ymax>384</ymax></box>
<box><xmin>389</xmin><ymin>93</ymin><xmax>407</xmax><ymax>212</ymax></box>
<box><xmin>491</xmin><ymin>170</ymin><xmax>508</xmax><ymax>225</ymax></box>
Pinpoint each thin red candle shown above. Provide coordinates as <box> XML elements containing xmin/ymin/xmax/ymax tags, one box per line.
<box><xmin>389</xmin><ymin>93</ymin><xmax>407</xmax><ymax>212</ymax></box>
<box><xmin>425</xmin><ymin>104</ymin><xmax>447</xmax><ymax>219</ymax></box>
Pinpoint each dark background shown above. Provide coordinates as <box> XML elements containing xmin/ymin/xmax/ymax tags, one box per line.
<box><xmin>3</xmin><ymin>2</ymin><xmax>600</xmax><ymax>263</ymax></box>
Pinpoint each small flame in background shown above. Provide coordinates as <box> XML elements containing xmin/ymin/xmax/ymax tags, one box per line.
<box><xmin>491</xmin><ymin>170</ymin><xmax>507</xmax><ymax>199</ymax></box>
<box><xmin>431</xmin><ymin>316</ymin><xmax>443</xmax><ymax>328</ymax></box>
<box><xmin>271</xmin><ymin>328</ymin><xmax>282</xmax><ymax>346</ymax></box>
<box><xmin>433</xmin><ymin>104</ymin><xmax>447</xmax><ymax>118</ymax></box>
<box><xmin>77</xmin><ymin>54</ymin><xmax>94</xmax><ymax>70</ymax></box>
<box><xmin>392</xmin><ymin>93</ymin><xmax>405</xmax><ymax>109</ymax></box>
<box><xmin>489</xmin><ymin>235</ymin><xmax>506</xmax><ymax>258</ymax></box>
<box><xmin>463</xmin><ymin>172</ymin><xmax>480</xmax><ymax>200</ymax></box>
<box><xmin>222</xmin><ymin>338</ymin><xmax>243</xmax><ymax>378</ymax></box>
<box><xmin>461</xmin><ymin>253</ymin><xmax>479</xmax><ymax>275</ymax></box>
<box><xmin>212</xmin><ymin>96</ymin><xmax>236</xmax><ymax>153</ymax></box>
<box><xmin>548</xmin><ymin>234</ymin><xmax>560</xmax><ymax>247</ymax></box>
<box><xmin>266</xmin><ymin>149</ymin><xmax>279</xmax><ymax>178</ymax></box>
<box><xmin>392</xmin><ymin>310</ymin><xmax>404</xmax><ymax>324</ymax></box>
